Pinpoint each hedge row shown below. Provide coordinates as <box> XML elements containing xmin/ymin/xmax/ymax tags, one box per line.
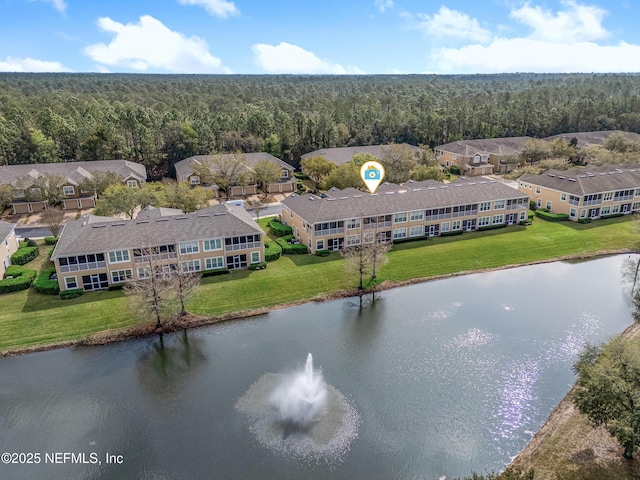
<box><xmin>269</xmin><ymin>219</ymin><xmax>293</xmax><ymax>237</ymax></box>
<box><xmin>11</xmin><ymin>245</ymin><xmax>39</xmax><ymax>265</ymax></box>
<box><xmin>601</xmin><ymin>213</ymin><xmax>624</xmax><ymax>219</ymax></box>
<box><xmin>44</xmin><ymin>237</ymin><xmax>58</xmax><ymax>245</ymax></box>
<box><xmin>276</xmin><ymin>235</ymin><xmax>308</xmax><ymax>254</ymax></box>
<box><xmin>315</xmin><ymin>249</ymin><xmax>331</xmax><ymax>257</ymax></box>
<box><xmin>535</xmin><ymin>210</ymin><xmax>569</xmax><ymax>222</ymax></box>
<box><xmin>294</xmin><ymin>172</ymin><xmax>310</xmax><ymax>180</ymax></box>
<box><xmin>201</xmin><ymin>268</ymin><xmax>230</xmax><ymax>277</ymax></box>
<box><xmin>393</xmin><ymin>235</ymin><xmax>428</xmax><ymax>244</ymax></box>
<box><xmin>34</xmin><ymin>267</ymin><xmax>60</xmax><ymax>295</ymax></box>
<box><xmin>60</xmin><ymin>288</ymin><xmax>84</xmax><ymax>300</ymax></box>
<box><xmin>478</xmin><ymin>224</ymin><xmax>508</xmax><ymax>231</ymax></box>
<box><xmin>0</xmin><ymin>265</ymin><xmax>37</xmax><ymax>294</ymax></box>
<box><xmin>248</xmin><ymin>261</ymin><xmax>267</xmax><ymax>270</ymax></box>
<box><xmin>264</xmin><ymin>239</ymin><xmax>282</xmax><ymax>262</ymax></box>
<box><xmin>449</xmin><ymin>165</ymin><xmax>461</xmax><ymax>175</ymax></box>
<box><xmin>440</xmin><ymin>230</ymin><xmax>464</xmax><ymax>237</ymax></box>
<box><xmin>578</xmin><ymin>218</ymin><xmax>592</xmax><ymax>224</ymax></box>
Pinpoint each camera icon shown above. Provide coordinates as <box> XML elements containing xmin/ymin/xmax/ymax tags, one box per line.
<box><xmin>366</xmin><ymin>167</ymin><xmax>381</xmax><ymax>180</ymax></box>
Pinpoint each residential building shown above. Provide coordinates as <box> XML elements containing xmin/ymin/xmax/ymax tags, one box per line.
<box><xmin>50</xmin><ymin>203</ymin><xmax>264</xmax><ymax>292</ymax></box>
<box><xmin>434</xmin><ymin>137</ymin><xmax>531</xmax><ymax>175</ymax></box>
<box><xmin>174</xmin><ymin>152</ymin><xmax>296</xmax><ymax>196</ymax></box>
<box><xmin>281</xmin><ymin>179</ymin><xmax>530</xmax><ymax>254</ymax></box>
<box><xmin>0</xmin><ymin>220</ymin><xmax>19</xmax><ymax>278</ymax></box>
<box><xmin>300</xmin><ymin>144</ymin><xmax>422</xmax><ymax>169</ymax></box>
<box><xmin>0</xmin><ymin>160</ymin><xmax>147</xmax><ymax>214</ymax></box>
<box><xmin>544</xmin><ymin>131</ymin><xmax>640</xmax><ymax>149</ymax></box>
<box><xmin>519</xmin><ymin>163</ymin><xmax>640</xmax><ymax>221</ymax></box>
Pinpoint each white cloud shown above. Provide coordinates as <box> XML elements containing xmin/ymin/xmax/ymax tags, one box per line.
<box><xmin>374</xmin><ymin>0</ymin><xmax>393</xmax><ymax>13</ymax></box>
<box><xmin>29</xmin><ymin>0</ymin><xmax>67</xmax><ymax>13</ymax></box>
<box><xmin>415</xmin><ymin>6</ymin><xmax>492</xmax><ymax>43</ymax></box>
<box><xmin>432</xmin><ymin>39</ymin><xmax>640</xmax><ymax>73</ymax></box>
<box><xmin>252</xmin><ymin>42</ymin><xmax>363</xmax><ymax>74</ymax></box>
<box><xmin>84</xmin><ymin>15</ymin><xmax>231</xmax><ymax>73</ymax></box>
<box><xmin>176</xmin><ymin>0</ymin><xmax>239</xmax><ymax>19</ymax></box>
<box><xmin>0</xmin><ymin>56</ymin><xmax>71</xmax><ymax>72</ymax></box>
<box><xmin>510</xmin><ymin>0</ymin><xmax>609</xmax><ymax>43</ymax></box>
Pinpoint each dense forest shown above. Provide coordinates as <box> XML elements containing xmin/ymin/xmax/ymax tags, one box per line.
<box><xmin>2</xmin><ymin>73</ymin><xmax>640</xmax><ymax>178</ymax></box>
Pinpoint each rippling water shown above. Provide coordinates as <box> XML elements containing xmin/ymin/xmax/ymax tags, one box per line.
<box><xmin>0</xmin><ymin>255</ymin><xmax>634</xmax><ymax>480</ymax></box>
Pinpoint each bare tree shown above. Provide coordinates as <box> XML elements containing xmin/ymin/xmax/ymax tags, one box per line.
<box><xmin>341</xmin><ymin>242</ymin><xmax>373</xmax><ymax>291</ymax></box>
<box><xmin>193</xmin><ymin>153</ymin><xmax>252</xmax><ymax>200</ymax></box>
<box><xmin>370</xmin><ymin>233</ymin><xmax>391</xmax><ymax>280</ymax></box>
<box><xmin>41</xmin><ymin>206</ymin><xmax>65</xmax><ymax>237</ymax></box>
<box><xmin>174</xmin><ymin>252</ymin><xmax>202</xmax><ymax>316</ymax></box>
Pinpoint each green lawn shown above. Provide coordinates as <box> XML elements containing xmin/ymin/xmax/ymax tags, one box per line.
<box><xmin>1</xmin><ymin>215</ymin><xmax>638</xmax><ymax>353</ymax></box>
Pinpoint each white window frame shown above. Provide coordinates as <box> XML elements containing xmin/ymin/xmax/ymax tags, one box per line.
<box><xmin>250</xmin><ymin>251</ymin><xmax>260</xmax><ymax>264</ymax></box>
<box><xmin>452</xmin><ymin>220</ymin><xmax>461</xmax><ymax>230</ymax></box>
<box><xmin>570</xmin><ymin>208</ymin><xmax>577</xmax><ymax>218</ymax></box>
<box><xmin>64</xmin><ymin>276</ymin><xmax>78</xmax><ymax>289</ymax></box>
<box><xmin>613</xmin><ymin>204</ymin><xmax>620</xmax><ymax>213</ymax></box>
<box><xmin>441</xmin><ymin>222</ymin><xmax>450</xmax><ymax>232</ymax></box>
<box><xmin>127</xmin><ymin>180</ymin><xmax>138</xmax><ymax>188</ymax></box>
<box><xmin>493</xmin><ymin>200</ymin><xmax>505</xmax><ymax>210</ymax></box>
<box><xmin>203</xmin><ymin>238</ymin><xmax>222</xmax><ymax>251</ymax></box>
<box><xmin>492</xmin><ymin>214</ymin><xmax>504</xmax><ymax>225</ymax></box>
<box><xmin>410</xmin><ymin>210</ymin><xmax>424</xmax><ymax>222</ymax></box>
<box><xmin>536</xmin><ymin>198</ymin><xmax>542</xmax><ymax>208</ymax></box>
<box><xmin>316</xmin><ymin>239</ymin><xmax>325</xmax><ymax>251</ymax></box>
<box><xmin>137</xmin><ymin>267</ymin><xmax>150</xmax><ymax>279</ymax></box>
<box><xmin>393</xmin><ymin>228</ymin><xmax>407</xmax><ymax>239</ymax></box>
<box><xmin>603</xmin><ymin>192</ymin><xmax>613</xmax><ymax>201</ymax></box>
<box><xmin>580</xmin><ymin>209</ymin><xmax>586</xmax><ymax>218</ymax></box>
<box><xmin>346</xmin><ymin>235</ymin><xmax>360</xmax><ymax>246</ymax></box>
<box><xmin>546</xmin><ymin>201</ymin><xmax>552</xmax><ymax>210</ymax></box>
<box><xmin>346</xmin><ymin>218</ymin><xmax>361</xmax><ymax>229</ymax></box>
<box><xmin>182</xmin><ymin>259</ymin><xmax>201</xmax><ymax>273</ymax></box>
<box><xmin>601</xmin><ymin>205</ymin><xmax>611</xmax><ymax>215</ymax></box>
<box><xmin>409</xmin><ymin>225</ymin><xmax>423</xmax><ymax>237</ymax></box>
<box><xmin>179</xmin><ymin>241</ymin><xmax>199</xmax><ymax>254</ymax></box>
<box><xmin>519</xmin><ymin>211</ymin><xmax>526</xmax><ymax>221</ymax></box>
<box><xmin>479</xmin><ymin>202</ymin><xmax>491</xmax><ymax>212</ymax></box>
<box><xmin>535</xmin><ymin>186</ymin><xmax>541</xmax><ymax>194</ymax></box>
<box><xmin>394</xmin><ymin>212</ymin><xmax>408</xmax><ymax>223</ymax></box>
<box><xmin>63</xmin><ymin>185</ymin><xmax>75</xmax><ymax>196</ymax></box>
<box><xmin>560</xmin><ymin>193</ymin><xmax>567</xmax><ymax>201</ymax></box>
<box><xmin>205</xmin><ymin>257</ymin><xmax>224</xmax><ymax>270</ymax></box>
<box><xmin>281</xmin><ymin>170</ymin><xmax>289</xmax><ymax>178</ymax></box>
<box><xmin>190</xmin><ymin>176</ymin><xmax>200</xmax><ymax>185</ymax></box>
<box><xmin>478</xmin><ymin>216</ymin><xmax>490</xmax><ymax>227</ymax></box>
<box><xmin>363</xmin><ymin>232</ymin><xmax>375</xmax><ymax>244</ymax></box>
<box><xmin>108</xmin><ymin>250</ymin><xmax>130</xmax><ymax>264</ymax></box>
<box><xmin>111</xmin><ymin>269</ymin><xmax>132</xmax><ymax>283</ymax></box>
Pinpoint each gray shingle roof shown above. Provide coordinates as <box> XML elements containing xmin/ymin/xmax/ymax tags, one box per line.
<box><xmin>434</xmin><ymin>137</ymin><xmax>531</xmax><ymax>156</ymax></box>
<box><xmin>0</xmin><ymin>160</ymin><xmax>147</xmax><ymax>186</ymax></box>
<box><xmin>0</xmin><ymin>220</ymin><xmax>15</xmax><ymax>243</ymax></box>
<box><xmin>300</xmin><ymin>144</ymin><xmax>422</xmax><ymax>166</ymax></box>
<box><xmin>544</xmin><ymin>131</ymin><xmax>640</xmax><ymax>148</ymax></box>
<box><xmin>174</xmin><ymin>153</ymin><xmax>294</xmax><ymax>181</ymax></box>
<box><xmin>283</xmin><ymin>180</ymin><xmax>528</xmax><ymax>224</ymax></box>
<box><xmin>51</xmin><ymin>203</ymin><xmax>262</xmax><ymax>259</ymax></box>
<box><xmin>519</xmin><ymin>164</ymin><xmax>640</xmax><ymax>196</ymax></box>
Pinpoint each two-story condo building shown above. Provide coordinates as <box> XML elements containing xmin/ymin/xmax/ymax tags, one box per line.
<box><xmin>519</xmin><ymin>164</ymin><xmax>640</xmax><ymax>221</ymax></box>
<box><xmin>50</xmin><ymin>203</ymin><xmax>264</xmax><ymax>292</ymax></box>
<box><xmin>300</xmin><ymin>144</ymin><xmax>423</xmax><ymax>168</ymax></box>
<box><xmin>0</xmin><ymin>160</ymin><xmax>147</xmax><ymax>214</ymax></box>
<box><xmin>435</xmin><ymin>137</ymin><xmax>531</xmax><ymax>176</ymax></box>
<box><xmin>281</xmin><ymin>179</ymin><xmax>530</xmax><ymax>254</ymax></box>
<box><xmin>0</xmin><ymin>220</ymin><xmax>19</xmax><ymax>278</ymax></box>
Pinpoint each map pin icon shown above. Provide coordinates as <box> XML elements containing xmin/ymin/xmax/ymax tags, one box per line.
<box><xmin>360</xmin><ymin>161</ymin><xmax>385</xmax><ymax>194</ymax></box>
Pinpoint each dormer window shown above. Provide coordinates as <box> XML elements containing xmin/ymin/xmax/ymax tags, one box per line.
<box><xmin>281</xmin><ymin>170</ymin><xmax>289</xmax><ymax>178</ymax></box>
<box><xmin>126</xmin><ymin>180</ymin><xmax>138</xmax><ymax>188</ymax></box>
<box><xmin>63</xmin><ymin>186</ymin><xmax>75</xmax><ymax>196</ymax></box>
<box><xmin>190</xmin><ymin>175</ymin><xmax>200</xmax><ymax>185</ymax></box>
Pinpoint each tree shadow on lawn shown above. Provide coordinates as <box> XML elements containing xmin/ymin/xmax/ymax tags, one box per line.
<box><xmin>557</xmin><ymin>214</ymin><xmax>638</xmax><ymax>231</ymax></box>
<box><xmin>21</xmin><ymin>287</ymin><xmax>124</xmax><ymax>313</ymax></box>
<box><xmin>283</xmin><ymin>252</ymin><xmax>343</xmax><ymax>266</ymax></box>
<box><xmin>392</xmin><ymin>225</ymin><xmax>528</xmax><ymax>251</ymax></box>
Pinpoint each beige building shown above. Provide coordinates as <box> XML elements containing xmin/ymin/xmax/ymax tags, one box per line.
<box><xmin>174</xmin><ymin>153</ymin><xmax>296</xmax><ymax>197</ymax></box>
<box><xmin>0</xmin><ymin>160</ymin><xmax>147</xmax><ymax>214</ymax></box>
<box><xmin>519</xmin><ymin>164</ymin><xmax>640</xmax><ymax>221</ymax></box>
<box><xmin>300</xmin><ymin>144</ymin><xmax>423</xmax><ymax>169</ymax></box>
<box><xmin>435</xmin><ymin>137</ymin><xmax>531</xmax><ymax>175</ymax></box>
<box><xmin>50</xmin><ymin>203</ymin><xmax>264</xmax><ymax>292</ymax></box>
<box><xmin>0</xmin><ymin>220</ymin><xmax>19</xmax><ymax>278</ymax></box>
<box><xmin>281</xmin><ymin>179</ymin><xmax>530</xmax><ymax>254</ymax></box>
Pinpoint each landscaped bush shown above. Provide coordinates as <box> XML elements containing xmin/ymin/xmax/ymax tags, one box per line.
<box><xmin>449</xmin><ymin>165</ymin><xmax>460</xmax><ymax>175</ymax></box>
<box><xmin>34</xmin><ymin>268</ymin><xmax>60</xmax><ymax>295</ymax></box>
<box><xmin>48</xmin><ymin>247</ymin><xmax>55</xmax><ymax>258</ymax></box>
<box><xmin>578</xmin><ymin>217</ymin><xmax>592</xmax><ymax>224</ymax></box>
<box><xmin>315</xmin><ymin>249</ymin><xmax>330</xmax><ymax>256</ymax></box>
<box><xmin>535</xmin><ymin>210</ymin><xmax>569</xmax><ymax>222</ymax></box>
<box><xmin>269</xmin><ymin>218</ymin><xmax>293</xmax><ymax>237</ymax></box>
<box><xmin>529</xmin><ymin>200</ymin><xmax>537</xmax><ymax>210</ymax></box>
<box><xmin>478</xmin><ymin>224</ymin><xmax>508</xmax><ymax>231</ymax></box>
<box><xmin>440</xmin><ymin>230</ymin><xmax>464</xmax><ymax>237</ymax></box>
<box><xmin>11</xmin><ymin>244</ymin><xmax>39</xmax><ymax>265</ymax></box>
<box><xmin>393</xmin><ymin>235</ymin><xmax>428</xmax><ymax>244</ymax></box>
<box><xmin>294</xmin><ymin>172</ymin><xmax>309</xmax><ymax>180</ymax></box>
<box><xmin>44</xmin><ymin>236</ymin><xmax>58</xmax><ymax>245</ymax></box>
<box><xmin>0</xmin><ymin>265</ymin><xmax>37</xmax><ymax>294</ymax></box>
<box><xmin>108</xmin><ymin>283</ymin><xmax>124</xmax><ymax>290</ymax></box>
<box><xmin>276</xmin><ymin>234</ymin><xmax>308</xmax><ymax>254</ymax></box>
<box><xmin>264</xmin><ymin>239</ymin><xmax>282</xmax><ymax>262</ymax></box>
<box><xmin>24</xmin><ymin>238</ymin><xmax>38</xmax><ymax>247</ymax></box>
<box><xmin>248</xmin><ymin>261</ymin><xmax>267</xmax><ymax>270</ymax></box>
<box><xmin>201</xmin><ymin>268</ymin><xmax>230</xmax><ymax>277</ymax></box>
<box><xmin>60</xmin><ymin>288</ymin><xmax>84</xmax><ymax>300</ymax></box>
<box><xmin>601</xmin><ymin>213</ymin><xmax>624</xmax><ymax>219</ymax></box>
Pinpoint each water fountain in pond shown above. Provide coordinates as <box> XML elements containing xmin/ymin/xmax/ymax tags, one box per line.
<box><xmin>236</xmin><ymin>353</ymin><xmax>359</xmax><ymax>463</ymax></box>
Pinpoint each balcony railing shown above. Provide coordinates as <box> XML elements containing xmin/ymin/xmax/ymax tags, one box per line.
<box><xmin>134</xmin><ymin>252</ymin><xmax>177</xmax><ymax>264</ymax></box>
<box><xmin>452</xmin><ymin>210</ymin><xmax>478</xmax><ymax>218</ymax></box>
<box><xmin>583</xmin><ymin>199</ymin><xmax>602</xmax><ymax>206</ymax></box>
<box><xmin>507</xmin><ymin>203</ymin><xmax>527</xmax><ymax>210</ymax></box>
<box><xmin>425</xmin><ymin>213</ymin><xmax>452</xmax><ymax>221</ymax></box>
<box><xmin>569</xmin><ymin>199</ymin><xmax>580</xmax><ymax>206</ymax></box>
<box><xmin>363</xmin><ymin>221</ymin><xmax>392</xmax><ymax>229</ymax></box>
<box><xmin>60</xmin><ymin>261</ymin><xmax>106</xmax><ymax>273</ymax></box>
<box><xmin>615</xmin><ymin>195</ymin><xmax>634</xmax><ymax>202</ymax></box>
<box><xmin>225</xmin><ymin>241</ymin><xmax>262</xmax><ymax>251</ymax></box>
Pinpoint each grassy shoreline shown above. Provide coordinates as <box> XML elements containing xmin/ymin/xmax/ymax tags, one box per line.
<box><xmin>0</xmin><ymin>215</ymin><xmax>637</xmax><ymax>356</ymax></box>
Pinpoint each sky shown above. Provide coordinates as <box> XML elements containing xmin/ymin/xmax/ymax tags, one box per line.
<box><xmin>1</xmin><ymin>0</ymin><xmax>640</xmax><ymax>74</ymax></box>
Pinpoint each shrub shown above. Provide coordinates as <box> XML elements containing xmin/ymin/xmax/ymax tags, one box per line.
<box><xmin>529</xmin><ymin>200</ymin><xmax>537</xmax><ymax>210</ymax></box>
<box><xmin>393</xmin><ymin>235</ymin><xmax>428</xmax><ymax>244</ymax></box>
<box><xmin>294</xmin><ymin>172</ymin><xmax>309</xmax><ymax>180</ymax></box>
<box><xmin>578</xmin><ymin>217</ymin><xmax>592</xmax><ymax>224</ymax></box>
<box><xmin>44</xmin><ymin>236</ymin><xmax>58</xmax><ymax>245</ymax></box>
<box><xmin>315</xmin><ymin>249</ymin><xmax>331</xmax><ymax>257</ymax></box>
<box><xmin>449</xmin><ymin>165</ymin><xmax>460</xmax><ymax>175</ymax></box>
<box><xmin>24</xmin><ymin>238</ymin><xmax>38</xmax><ymax>247</ymax></box>
<box><xmin>601</xmin><ymin>213</ymin><xmax>624</xmax><ymax>219</ymax></box>
<box><xmin>248</xmin><ymin>261</ymin><xmax>267</xmax><ymax>270</ymax></box>
<box><xmin>201</xmin><ymin>268</ymin><xmax>230</xmax><ymax>277</ymax></box>
<box><xmin>0</xmin><ymin>265</ymin><xmax>37</xmax><ymax>294</ymax></box>
<box><xmin>11</xmin><ymin>245</ymin><xmax>39</xmax><ymax>265</ymax></box>
<box><xmin>108</xmin><ymin>283</ymin><xmax>124</xmax><ymax>291</ymax></box>
<box><xmin>264</xmin><ymin>239</ymin><xmax>282</xmax><ymax>262</ymax></box>
<box><xmin>34</xmin><ymin>268</ymin><xmax>60</xmax><ymax>295</ymax></box>
<box><xmin>60</xmin><ymin>288</ymin><xmax>84</xmax><ymax>300</ymax></box>
<box><xmin>478</xmin><ymin>224</ymin><xmax>508</xmax><ymax>231</ymax></box>
<box><xmin>48</xmin><ymin>247</ymin><xmax>55</xmax><ymax>258</ymax></box>
<box><xmin>276</xmin><ymin>234</ymin><xmax>308</xmax><ymax>254</ymax></box>
<box><xmin>269</xmin><ymin>219</ymin><xmax>293</xmax><ymax>237</ymax></box>
<box><xmin>528</xmin><ymin>212</ymin><xmax>535</xmax><ymax>220</ymax></box>
<box><xmin>535</xmin><ymin>210</ymin><xmax>569</xmax><ymax>222</ymax></box>
<box><xmin>440</xmin><ymin>230</ymin><xmax>464</xmax><ymax>237</ymax></box>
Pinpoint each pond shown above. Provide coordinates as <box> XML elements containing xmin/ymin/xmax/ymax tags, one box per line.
<box><xmin>0</xmin><ymin>255</ymin><xmax>635</xmax><ymax>480</ymax></box>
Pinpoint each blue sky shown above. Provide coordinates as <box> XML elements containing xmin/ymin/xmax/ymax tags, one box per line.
<box><xmin>1</xmin><ymin>0</ymin><xmax>640</xmax><ymax>74</ymax></box>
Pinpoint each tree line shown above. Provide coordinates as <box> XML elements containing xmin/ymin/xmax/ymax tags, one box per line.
<box><xmin>2</xmin><ymin>73</ymin><xmax>640</xmax><ymax>178</ymax></box>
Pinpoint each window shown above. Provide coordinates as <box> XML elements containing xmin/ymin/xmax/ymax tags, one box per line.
<box><xmin>346</xmin><ymin>218</ymin><xmax>361</xmax><ymax>229</ymax></box>
<box><xmin>410</xmin><ymin>210</ymin><xmax>424</xmax><ymax>222</ymax></box>
<box><xmin>205</xmin><ymin>257</ymin><xmax>224</xmax><ymax>270</ymax></box>
<box><xmin>636</xmin><ymin>189</ymin><xmax>640</xmax><ymax>197</ymax></box>
<box><xmin>478</xmin><ymin>216</ymin><xmax>490</xmax><ymax>227</ymax></box>
<box><xmin>580</xmin><ymin>209</ymin><xmax>586</xmax><ymax>218</ymax></box>
<box><xmin>409</xmin><ymin>226</ymin><xmax>423</xmax><ymax>237</ymax></box>
<box><xmin>393</xmin><ymin>228</ymin><xmax>407</xmax><ymax>239</ymax></box>
<box><xmin>316</xmin><ymin>239</ymin><xmax>325</xmax><ymax>251</ymax></box>
<box><xmin>546</xmin><ymin>201</ymin><xmax>552</xmax><ymax>210</ymax></box>
<box><xmin>536</xmin><ymin>198</ymin><xmax>542</xmax><ymax>208</ymax></box>
<box><xmin>182</xmin><ymin>260</ymin><xmax>201</xmax><ymax>272</ymax></box>
<box><xmin>63</xmin><ymin>186</ymin><xmax>75</xmax><ymax>196</ymax></box>
<box><xmin>111</xmin><ymin>269</ymin><xmax>132</xmax><ymax>283</ymax></box>
<box><xmin>190</xmin><ymin>176</ymin><xmax>200</xmax><ymax>185</ymax></box>
<box><xmin>281</xmin><ymin>170</ymin><xmax>289</xmax><ymax>178</ymax></box>
<box><xmin>179</xmin><ymin>241</ymin><xmax>199</xmax><ymax>254</ymax></box>
<box><xmin>633</xmin><ymin>203</ymin><xmax>640</xmax><ymax>211</ymax></box>
<box><xmin>452</xmin><ymin>220</ymin><xmax>461</xmax><ymax>230</ymax></box>
<box><xmin>127</xmin><ymin>180</ymin><xmax>138</xmax><ymax>188</ymax></box>
<box><xmin>603</xmin><ymin>192</ymin><xmax>613</xmax><ymax>201</ymax></box>
<box><xmin>535</xmin><ymin>186</ymin><xmax>541</xmax><ymax>194</ymax></box>
<box><xmin>363</xmin><ymin>232</ymin><xmax>374</xmax><ymax>244</ymax></box>
<box><xmin>441</xmin><ymin>222</ymin><xmax>450</xmax><ymax>232</ymax></box>
<box><xmin>613</xmin><ymin>204</ymin><xmax>620</xmax><ymax>213</ymax></box>
<box><xmin>601</xmin><ymin>206</ymin><xmax>611</xmax><ymax>215</ymax></box>
<box><xmin>345</xmin><ymin>235</ymin><xmax>359</xmax><ymax>246</ymax></box>
<box><xmin>251</xmin><ymin>251</ymin><xmax>260</xmax><ymax>264</ymax></box>
<box><xmin>203</xmin><ymin>238</ymin><xmax>222</xmax><ymax>251</ymax></box>
<box><xmin>394</xmin><ymin>212</ymin><xmax>407</xmax><ymax>223</ymax></box>
<box><xmin>570</xmin><ymin>208</ymin><xmax>577</xmax><ymax>218</ymax></box>
<box><xmin>560</xmin><ymin>193</ymin><xmax>567</xmax><ymax>201</ymax></box>
<box><xmin>493</xmin><ymin>200</ymin><xmax>505</xmax><ymax>210</ymax></box>
<box><xmin>64</xmin><ymin>276</ymin><xmax>77</xmax><ymax>289</ymax></box>
<box><xmin>108</xmin><ymin>250</ymin><xmax>130</xmax><ymax>263</ymax></box>
<box><xmin>479</xmin><ymin>202</ymin><xmax>491</xmax><ymax>212</ymax></box>
<box><xmin>519</xmin><ymin>211</ymin><xmax>526</xmax><ymax>221</ymax></box>
<box><xmin>137</xmin><ymin>267</ymin><xmax>150</xmax><ymax>279</ymax></box>
<box><xmin>492</xmin><ymin>214</ymin><xmax>504</xmax><ymax>225</ymax></box>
